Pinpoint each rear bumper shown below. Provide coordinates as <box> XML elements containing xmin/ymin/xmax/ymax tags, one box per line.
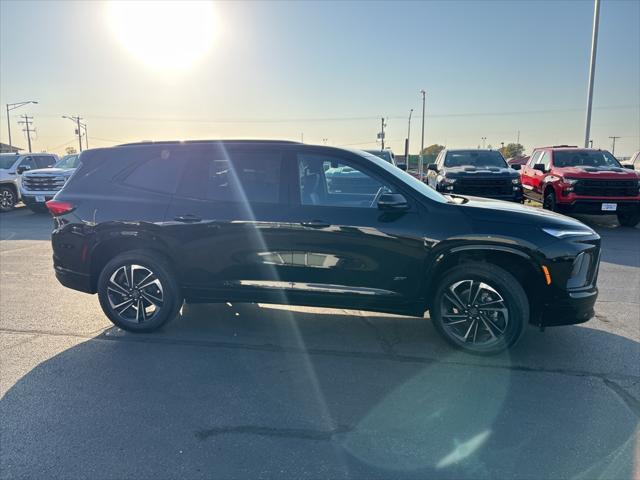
<box><xmin>539</xmin><ymin>287</ymin><xmax>597</xmax><ymax>326</ymax></box>
<box><xmin>54</xmin><ymin>264</ymin><xmax>94</xmax><ymax>294</ymax></box>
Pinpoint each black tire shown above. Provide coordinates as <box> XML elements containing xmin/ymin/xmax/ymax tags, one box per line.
<box><xmin>617</xmin><ymin>210</ymin><xmax>640</xmax><ymax>228</ymax></box>
<box><xmin>0</xmin><ymin>185</ymin><xmax>17</xmax><ymax>212</ymax></box>
<box><xmin>543</xmin><ymin>189</ymin><xmax>557</xmax><ymax>212</ymax></box>
<box><xmin>97</xmin><ymin>250</ymin><xmax>183</xmax><ymax>332</ymax></box>
<box><xmin>430</xmin><ymin>262</ymin><xmax>529</xmax><ymax>355</ymax></box>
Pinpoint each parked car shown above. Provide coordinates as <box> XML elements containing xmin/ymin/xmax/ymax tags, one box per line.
<box><xmin>629</xmin><ymin>151</ymin><xmax>640</xmax><ymax>170</ymax></box>
<box><xmin>49</xmin><ymin>140</ymin><xmax>601</xmax><ymax>355</ymax></box>
<box><xmin>0</xmin><ymin>153</ymin><xmax>58</xmax><ymax>212</ymax></box>
<box><xmin>507</xmin><ymin>155</ymin><xmax>530</xmax><ymax>166</ymax></box>
<box><xmin>425</xmin><ymin>149</ymin><xmax>523</xmax><ymax>202</ymax></box>
<box><xmin>520</xmin><ymin>146</ymin><xmax>640</xmax><ymax>227</ymax></box>
<box><xmin>364</xmin><ymin>149</ymin><xmax>396</xmax><ymax>166</ymax></box>
<box><xmin>21</xmin><ymin>153</ymin><xmax>81</xmax><ymax>213</ymax></box>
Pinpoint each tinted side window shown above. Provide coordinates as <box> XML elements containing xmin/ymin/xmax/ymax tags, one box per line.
<box><xmin>123</xmin><ymin>152</ymin><xmax>189</xmax><ymax>194</ymax></box>
<box><xmin>528</xmin><ymin>151</ymin><xmax>542</xmax><ymax>167</ymax></box>
<box><xmin>178</xmin><ymin>149</ymin><xmax>283</xmax><ymax>204</ymax></box>
<box><xmin>298</xmin><ymin>154</ymin><xmax>393</xmax><ymax>208</ymax></box>
<box><xmin>35</xmin><ymin>156</ymin><xmax>55</xmax><ymax>168</ymax></box>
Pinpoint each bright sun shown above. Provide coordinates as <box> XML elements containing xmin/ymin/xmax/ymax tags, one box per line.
<box><xmin>107</xmin><ymin>1</ymin><xmax>217</xmax><ymax>70</ymax></box>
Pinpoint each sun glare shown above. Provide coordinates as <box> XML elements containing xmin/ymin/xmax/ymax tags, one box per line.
<box><xmin>107</xmin><ymin>1</ymin><xmax>217</xmax><ymax>70</ymax></box>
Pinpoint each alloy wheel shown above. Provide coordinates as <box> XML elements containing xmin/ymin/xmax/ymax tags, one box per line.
<box><xmin>440</xmin><ymin>279</ymin><xmax>509</xmax><ymax>348</ymax></box>
<box><xmin>1</xmin><ymin>189</ymin><xmax>15</xmax><ymax>210</ymax></box>
<box><xmin>107</xmin><ymin>264</ymin><xmax>164</xmax><ymax>324</ymax></box>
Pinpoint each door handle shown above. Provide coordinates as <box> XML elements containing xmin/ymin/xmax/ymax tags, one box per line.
<box><xmin>174</xmin><ymin>214</ymin><xmax>202</xmax><ymax>223</ymax></box>
<box><xmin>300</xmin><ymin>220</ymin><xmax>330</xmax><ymax>229</ymax></box>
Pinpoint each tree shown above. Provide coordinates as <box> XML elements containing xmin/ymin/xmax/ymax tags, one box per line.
<box><xmin>499</xmin><ymin>143</ymin><xmax>525</xmax><ymax>159</ymax></box>
<box><xmin>65</xmin><ymin>146</ymin><xmax>77</xmax><ymax>155</ymax></box>
<box><xmin>420</xmin><ymin>144</ymin><xmax>445</xmax><ymax>163</ymax></box>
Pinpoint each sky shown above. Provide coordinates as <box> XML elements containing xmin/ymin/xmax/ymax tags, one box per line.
<box><xmin>1</xmin><ymin>0</ymin><xmax>639</xmax><ymax>157</ymax></box>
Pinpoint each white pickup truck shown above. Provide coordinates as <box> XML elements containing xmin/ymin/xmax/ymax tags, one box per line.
<box><xmin>0</xmin><ymin>153</ymin><xmax>58</xmax><ymax>212</ymax></box>
<box><xmin>20</xmin><ymin>154</ymin><xmax>80</xmax><ymax>212</ymax></box>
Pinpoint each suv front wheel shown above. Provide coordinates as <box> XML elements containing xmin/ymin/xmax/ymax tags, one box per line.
<box><xmin>430</xmin><ymin>263</ymin><xmax>529</xmax><ymax>354</ymax></box>
<box><xmin>97</xmin><ymin>251</ymin><xmax>183</xmax><ymax>332</ymax></box>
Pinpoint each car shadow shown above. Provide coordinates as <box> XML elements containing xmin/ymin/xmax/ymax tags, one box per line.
<box><xmin>0</xmin><ymin>205</ymin><xmax>52</xmax><ymax>241</ymax></box>
<box><xmin>2</xmin><ymin>302</ymin><xmax>638</xmax><ymax>479</ymax></box>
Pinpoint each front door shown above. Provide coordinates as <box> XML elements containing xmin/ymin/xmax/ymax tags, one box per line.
<box><xmin>283</xmin><ymin>148</ymin><xmax>428</xmax><ymax>314</ymax></box>
<box><xmin>164</xmin><ymin>144</ymin><xmax>293</xmax><ymax>303</ymax></box>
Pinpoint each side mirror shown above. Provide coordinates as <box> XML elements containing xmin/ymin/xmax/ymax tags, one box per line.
<box><xmin>16</xmin><ymin>165</ymin><xmax>30</xmax><ymax>175</ymax></box>
<box><xmin>533</xmin><ymin>163</ymin><xmax>546</xmax><ymax>172</ymax></box>
<box><xmin>427</xmin><ymin>163</ymin><xmax>438</xmax><ymax>172</ymax></box>
<box><xmin>397</xmin><ymin>163</ymin><xmax>408</xmax><ymax>171</ymax></box>
<box><xmin>377</xmin><ymin>193</ymin><xmax>408</xmax><ymax>211</ymax></box>
<box><xmin>510</xmin><ymin>163</ymin><xmax>522</xmax><ymax>171</ymax></box>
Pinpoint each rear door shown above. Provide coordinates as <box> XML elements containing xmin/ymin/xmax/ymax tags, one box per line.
<box><xmin>163</xmin><ymin>143</ymin><xmax>293</xmax><ymax>302</ymax></box>
<box><xmin>282</xmin><ymin>147</ymin><xmax>427</xmax><ymax>313</ymax></box>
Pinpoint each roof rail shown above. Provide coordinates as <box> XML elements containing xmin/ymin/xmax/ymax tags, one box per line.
<box><xmin>116</xmin><ymin>139</ymin><xmax>301</xmax><ymax>147</ymax></box>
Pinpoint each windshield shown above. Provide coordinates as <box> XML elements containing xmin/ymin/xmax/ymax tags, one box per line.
<box><xmin>444</xmin><ymin>150</ymin><xmax>507</xmax><ymax>168</ymax></box>
<box><xmin>0</xmin><ymin>154</ymin><xmax>20</xmax><ymax>169</ymax></box>
<box><xmin>353</xmin><ymin>150</ymin><xmax>447</xmax><ymax>203</ymax></box>
<box><xmin>55</xmin><ymin>154</ymin><xmax>80</xmax><ymax>169</ymax></box>
<box><xmin>553</xmin><ymin>150</ymin><xmax>622</xmax><ymax>168</ymax></box>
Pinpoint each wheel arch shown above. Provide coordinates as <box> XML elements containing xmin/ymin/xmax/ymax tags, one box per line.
<box><xmin>424</xmin><ymin>245</ymin><xmax>547</xmax><ymax>322</ymax></box>
<box><xmin>0</xmin><ymin>182</ymin><xmax>18</xmax><ymax>196</ymax></box>
<box><xmin>89</xmin><ymin>235</ymin><xmax>176</xmax><ymax>292</ymax></box>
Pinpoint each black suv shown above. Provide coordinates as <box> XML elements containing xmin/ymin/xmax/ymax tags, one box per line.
<box><xmin>49</xmin><ymin>140</ymin><xmax>601</xmax><ymax>354</ymax></box>
<box><xmin>426</xmin><ymin>149</ymin><xmax>523</xmax><ymax>202</ymax></box>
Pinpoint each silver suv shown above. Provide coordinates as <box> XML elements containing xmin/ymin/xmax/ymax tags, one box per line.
<box><xmin>0</xmin><ymin>153</ymin><xmax>58</xmax><ymax>212</ymax></box>
<box><xmin>20</xmin><ymin>154</ymin><xmax>80</xmax><ymax>212</ymax></box>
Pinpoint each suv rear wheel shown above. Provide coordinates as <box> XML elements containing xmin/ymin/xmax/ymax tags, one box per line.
<box><xmin>430</xmin><ymin>263</ymin><xmax>529</xmax><ymax>354</ymax></box>
<box><xmin>0</xmin><ymin>185</ymin><xmax>17</xmax><ymax>212</ymax></box>
<box><xmin>97</xmin><ymin>251</ymin><xmax>183</xmax><ymax>332</ymax></box>
<box><xmin>617</xmin><ymin>210</ymin><xmax>640</xmax><ymax>228</ymax></box>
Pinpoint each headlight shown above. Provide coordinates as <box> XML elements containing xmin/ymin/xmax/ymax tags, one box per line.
<box><xmin>562</xmin><ymin>178</ymin><xmax>579</xmax><ymax>185</ymax></box>
<box><xmin>542</xmin><ymin>227</ymin><xmax>594</xmax><ymax>238</ymax></box>
<box><xmin>511</xmin><ymin>178</ymin><xmax>521</xmax><ymax>185</ymax></box>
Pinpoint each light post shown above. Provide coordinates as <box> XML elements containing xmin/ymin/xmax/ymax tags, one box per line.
<box><xmin>419</xmin><ymin>89</ymin><xmax>426</xmax><ymax>180</ymax></box>
<box><xmin>5</xmin><ymin>101</ymin><xmax>38</xmax><ymax>150</ymax></box>
<box><xmin>482</xmin><ymin>137</ymin><xmax>487</xmax><ymax>148</ymax></box>
<box><xmin>584</xmin><ymin>0</ymin><xmax>601</xmax><ymax>148</ymax></box>
<box><xmin>62</xmin><ymin>115</ymin><xmax>85</xmax><ymax>152</ymax></box>
<box><xmin>405</xmin><ymin>108</ymin><xmax>413</xmax><ymax>167</ymax></box>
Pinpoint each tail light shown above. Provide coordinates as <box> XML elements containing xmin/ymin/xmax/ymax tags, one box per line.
<box><xmin>45</xmin><ymin>200</ymin><xmax>75</xmax><ymax>216</ymax></box>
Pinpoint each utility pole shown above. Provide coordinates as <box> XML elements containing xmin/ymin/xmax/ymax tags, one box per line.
<box><xmin>62</xmin><ymin>115</ymin><xmax>84</xmax><ymax>151</ymax></box>
<box><xmin>380</xmin><ymin>117</ymin><xmax>386</xmax><ymax>151</ymax></box>
<box><xmin>83</xmin><ymin>123</ymin><xmax>88</xmax><ymax>149</ymax></box>
<box><xmin>609</xmin><ymin>136</ymin><xmax>620</xmax><ymax>155</ymax></box>
<box><xmin>517</xmin><ymin>130</ymin><xmax>520</xmax><ymax>144</ymax></box>
<box><xmin>419</xmin><ymin>90</ymin><xmax>426</xmax><ymax>180</ymax></box>
<box><xmin>5</xmin><ymin>100</ymin><xmax>38</xmax><ymax>150</ymax></box>
<box><xmin>405</xmin><ymin>109</ymin><xmax>413</xmax><ymax>166</ymax></box>
<box><xmin>17</xmin><ymin>115</ymin><xmax>34</xmax><ymax>152</ymax></box>
<box><xmin>589</xmin><ymin>139</ymin><xmax>594</xmax><ymax>148</ymax></box>
<box><xmin>584</xmin><ymin>0</ymin><xmax>601</xmax><ymax>148</ymax></box>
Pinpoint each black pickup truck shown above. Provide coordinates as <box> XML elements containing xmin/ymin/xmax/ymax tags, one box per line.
<box><xmin>426</xmin><ymin>149</ymin><xmax>523</xmax><ymax>202</ymax></box>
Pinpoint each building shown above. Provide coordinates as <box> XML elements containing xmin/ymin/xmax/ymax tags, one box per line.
<box><xmin>0</xmin><ymin>143</ymin><xmax>22</xmax><ymax>153</ymax></box>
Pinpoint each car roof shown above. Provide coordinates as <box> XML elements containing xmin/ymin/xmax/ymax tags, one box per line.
<box><xmin>444</xmin><ymin>148</ymin><xmax>499</xmax><ymax>152</ymax></box>
<box><xmin>116</xmin><ymin>139</ymin><xmax>301</xmax><ymax>147</ymax></box>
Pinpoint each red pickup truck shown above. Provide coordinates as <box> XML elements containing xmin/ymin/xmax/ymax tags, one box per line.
<box><xmin>520</xmin><ymin>146</ymin><xmax>640</xmax><ymax>227</ymax></box>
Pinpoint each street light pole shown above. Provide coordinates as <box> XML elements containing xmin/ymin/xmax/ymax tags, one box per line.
<box><xmin>5</xmin><ymin>100</ymin><xmax>38</xmax><ymax>151</ymax></box>
<box><xmin>609</xmin><ymin>136</ymin><xmax>620</xmax><ymax>155</ymax></box>
<box><xmin>405</xmin><ymin>108</ymin><xmax>413</xmax><ymax>166</ymax></box>
<box><xmin>381</xmin><ymin>117</ymin><xmax>386</xmax><ymax>151</ymax></box>
<box><xmin>419</xmin><ymin>89</ymin><xmax>426</xmax><ymax>181</ymax></box>
<box><xmin>584</xmin><ymin>0</ymin><xmax>601</xmax><ymax>148</ymax></box>
<box><xmin>62</xmin><ymin>115</ymin><xmax>84</xmax><ymax>152</ymax></box>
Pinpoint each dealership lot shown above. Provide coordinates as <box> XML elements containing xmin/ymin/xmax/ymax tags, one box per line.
<box><xmin>1</xmin><ymin>207</ymin><xmax>638</xmax><ymax>479</ymax></box>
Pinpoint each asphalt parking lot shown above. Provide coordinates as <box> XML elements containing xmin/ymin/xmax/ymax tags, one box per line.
<box><xmin>1</xmin><ymin>206</ymin><xmax>638</xmax><ymax>479</ymax></box>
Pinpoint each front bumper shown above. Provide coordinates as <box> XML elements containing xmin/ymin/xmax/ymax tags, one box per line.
<box><xmin>20</xmin><ymin>190</ymin><xmax>58</xmax><ymax>206</ymax></box>
<box><xmin>539</xmin><ymin>286</ymin><xmax>597</xmax><ymax>326</ymax></box>
<box><xmin>558</xmin><ymin>198</ymin><xmax>640</xmax><ymax>215</ymax></box>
